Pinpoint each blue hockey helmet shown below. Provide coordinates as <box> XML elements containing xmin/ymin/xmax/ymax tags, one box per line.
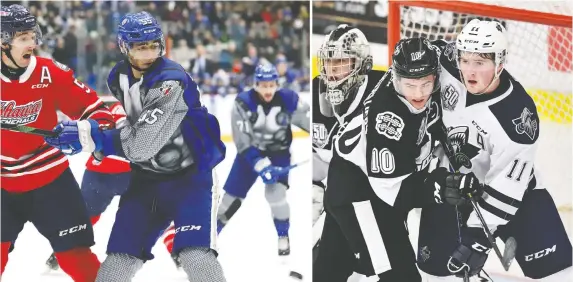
<box><xmin>117</xmin><ymin>11</ymin><xmax>165</xmax><ymax>58</ymax></box>
<box><xmin>0</xmin><ymin>4</ymin><xmax>42</xmax><ymax>45</ymax></box>
<box><xmin>254</xmin><ymin>64</ymin><xmax>279</xmax><ymax>102</ymax></box>
<box><xmin>254</xmin><ymin>64</ymin><xmax>279</xmax><ymax>84</ymax></box>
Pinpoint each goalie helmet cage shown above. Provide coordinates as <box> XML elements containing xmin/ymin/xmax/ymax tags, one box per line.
<box><xmin>387</xmin><ymin>0</ymin><xmax>572</xmax><ymax>228</ymax></box>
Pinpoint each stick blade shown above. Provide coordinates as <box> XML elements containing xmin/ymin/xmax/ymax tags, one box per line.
<box><xmin>502</xmin><ymin>236</ymin><xmax>517</xmax><ymax>271</ymax></box>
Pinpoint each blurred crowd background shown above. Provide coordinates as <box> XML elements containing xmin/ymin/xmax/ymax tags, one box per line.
<box><xmin>5</xmin><ymin>0</ymin><xmax>311</xmax><ymax>96</ymax></box>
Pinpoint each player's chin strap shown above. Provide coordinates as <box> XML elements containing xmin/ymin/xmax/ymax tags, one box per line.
<box><xmin>1</xmin><ymin>45</ymin><xmax>26</xmax><ymax>70</ymax></box>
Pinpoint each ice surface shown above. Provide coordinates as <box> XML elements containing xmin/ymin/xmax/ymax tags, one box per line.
<box><xmin>2</xmin><ymin>139</ymin><xmax>312</xmax><ymax>282</ymax></box>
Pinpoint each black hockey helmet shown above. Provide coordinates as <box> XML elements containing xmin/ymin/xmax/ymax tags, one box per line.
<box><xmin>1</xmin><ymin>4</ymin><xmax>42</xmax><ymax>69</ymax></box>
<box><xmin>1</xmin><ymin>4</ymin><xmax>42</xmax><ymax>45</ymax></box>
<box><xmin>392</xmin><ymin>37</ymin><xmax>439</xmax><ymax>79</ymax></box>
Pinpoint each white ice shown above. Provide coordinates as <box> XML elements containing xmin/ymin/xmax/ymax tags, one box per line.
<box><xmin>2</xmin><ymin>138</ymin><xmax>312</xmax><ymax>282</ymax></box>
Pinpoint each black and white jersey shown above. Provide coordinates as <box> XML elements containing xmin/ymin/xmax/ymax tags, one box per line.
<box><xmin>312</xmin><ymin>70</ymin><xmax>386</xmax><ymax>182</ymax></box>
<box><xmin>434</xmin><ymin>40</ymin><xmax>542</xmax><ymax>228</ymax></box>
<box><xmin>324</xmin><ymin>70</ymin><xmax>441</xmax><ymax>210</ymax></box>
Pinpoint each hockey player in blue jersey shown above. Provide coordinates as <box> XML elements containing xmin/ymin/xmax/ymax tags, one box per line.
<box><xmin>216</xmin><ymin>64</ymin><xmax>310</xmax><ymax>257</ymax></box>
<box><xmin>45</xmin><ymin>12</ymin><xmax>227</xmax><ymax>281</ymax></box>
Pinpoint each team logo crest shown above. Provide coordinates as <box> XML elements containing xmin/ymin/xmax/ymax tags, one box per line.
<box><xmin>275</xmin><ymin>111</ymin><xmax>290</xmax><ymax>126</ymax></box>
<box><xmin>442</xmin><ymin>85</ymin><xmax>459</xmax><ymax>111</ymax></box>
<box><xmin>418</xmin><ymin>246</ymin><xmax>431</xmax><ymax>262</ymax></box>
<box><xmin>313</xmin><ymin>123</ymin><xmax>328</xmax><ymax>148</ymax></box>
<box><xmin>417</xmin><ymin>114</ymin><xmax>428</xmax><ymax>145</ymax></box>
<box><xmin>1</xmin><ymin>99</ymin><xmax>43</xmax><ymax>125</ymax></box>
<box><xmin>160</xmin><ymin>81</ymin><xmax>179</xmax><ymax>95</ymax></box>
<box><xmin>512</xmin><ymin>107</ymin><xmax>538</xmax><ymax>140</ymax></box>
<box><xmin>375</xmin><ymin>111</ymin><xmax>404</xmax><ymax>141</ymax></box>
<box><xmin>447</xmin><ymin>126</ymin><xmax>479</xmax><ymax>169</ymax></box>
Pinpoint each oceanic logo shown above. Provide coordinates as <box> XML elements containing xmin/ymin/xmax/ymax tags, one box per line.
<box><xmin>512</xmin><ymin>107</ymin><xmax>538</xmax><ymax>140</ymax></box>
<box><xmin>1</xmin><ymin>99</ymin><xmax>43</xmax><ymax>125</ymax></box>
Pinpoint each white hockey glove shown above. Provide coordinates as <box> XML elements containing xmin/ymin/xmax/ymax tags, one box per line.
<box><xmin>312</xmin><ymin>181</ymin><xmax>325</xmax><ymax>224</ymax></box>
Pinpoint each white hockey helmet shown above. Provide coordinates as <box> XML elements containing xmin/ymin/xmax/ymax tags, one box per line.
<box><xmin>456</xmin><ymin>19</ymin><xmax>508</xmax><ymax>75</ymax></box>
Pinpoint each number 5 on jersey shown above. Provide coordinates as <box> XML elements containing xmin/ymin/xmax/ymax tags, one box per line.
<box><xmin>138</xmin><ymin>108</ymin><xmax>164</xmax><ymax>125</ymax></box>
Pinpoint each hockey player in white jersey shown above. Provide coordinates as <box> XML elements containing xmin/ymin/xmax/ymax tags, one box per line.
<box><xmin>417</xmin><ymin>19</ymin><xmax>572</xmax><ymax>281</ymax></box>
<box><xmin>313</xmin><ymin>26</ymin><xmax>485</xmax><ymax>282</ymax></box>
<box><xmin>216</xmin><ymin>63</ymin><xmax>310</xmax><ymax>257</ymax></box>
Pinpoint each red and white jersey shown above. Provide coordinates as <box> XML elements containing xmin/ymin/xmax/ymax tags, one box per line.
<box><xmin>1</xmin><ymin>56</ymin><xmax>113</xmax><ymax>192</ymax></box>
<box><xmin>85</xmin><ymin>102</ymin><xmax>131</xmax><ymax>174</ymax></box>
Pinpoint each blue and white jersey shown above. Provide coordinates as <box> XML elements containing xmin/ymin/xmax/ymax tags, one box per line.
<box><xmin>231</xmin><ymin>88</ymin><xmax>309</xmax><ymax>158</ymax></box>
<box><xmin>105</xmin><ymin>57</ymin><xmax>225</xmax><ymax>174</ymax></box>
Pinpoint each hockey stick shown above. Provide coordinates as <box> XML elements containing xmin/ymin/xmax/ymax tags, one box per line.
<box><xmin>438</xmin><ymin>121</ymin><xmax>516</xmax><ymax>271</ymax></box>
<box><xmin>0</xmin><ymin>124</ymin><xmax>57</xmax><ymax>137</ymax></box>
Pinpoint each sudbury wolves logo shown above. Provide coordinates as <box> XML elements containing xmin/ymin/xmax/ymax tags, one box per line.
<box><xmin>512</xmin><ymin>107</ymin><xmax>538</xmax><ymax>140</ymax></box>
<box><xmin>442</xmin><ymin>85</ymin><xmax>459</xmax><ymax>111</ymax></box>
<box><xmin>447</xmin><ymin>126</ymin><xmax>480</xmax><ymax>169</ymax></box>
<box><xmin>159</xmin><ymin>81</ymin><xmax>179</xmax><ymax>95</ymax></box>
<box><xmin>375</xmin><ymin>111</ymin><xmax>404</xmax><ymax>141</ymax></box>
<box><xmin>0</xmin><ymin>100</ymin><xmax>43</xmax><ymax>125</ymax></box>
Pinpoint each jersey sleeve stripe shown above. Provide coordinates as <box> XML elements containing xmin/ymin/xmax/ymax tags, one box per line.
<box><xmin>483</xmin><ymin>185</ymin><xmax>521</xmax><ymax>208</ymax></box>
<box><xmin>478</xmin><ymin>197</ymin><xmax>515</xmax><ymax>222</ymax></box>
<box><xmin>2</xmin><ymin>150</ymin><xmax>65</xmax><ymax>173</ymax></box>
<box><xmin>1</xmin><ymin>154</ymin><xmax>67</xmax><ymax>177</ymax></box>
<box><xmin>78</xmin><ymin>99</ymin><xmax>104</xmax><ymax>119</ymax></box>
<box><xmin>0</xmin><ymin>143</ymin><xmax>57</xmax><ymax>165</ymax></box>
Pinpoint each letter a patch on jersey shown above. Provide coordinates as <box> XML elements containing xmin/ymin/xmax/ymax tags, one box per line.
<box><xmin>375</xmin><ymin>111</ymin><xmax>404</xmax><ymax>141</ymax></box>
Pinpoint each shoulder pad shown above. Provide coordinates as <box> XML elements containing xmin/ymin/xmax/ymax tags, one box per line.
<box><xmin>489</xmin><ymin>78</ymin><xmax>539</xmax><ymax>144</ymax></box>
<box><xmin>144</xmin><ymin>58</ymin><xmax>188</xmax><ymax>89</ymax></box>
<box><xmin>236</xmin><ymin>90</ymin><xmax>257</xmax><ymax>112</ymax></box>
<box><xmin>277</xmin><ymin>88</ymin><xmax>299</xmax><ymax>113</ymax></box>
<box><xmin>51</xmin><ymin>58</ymin><xmax>71</xmax><ymax>72</ymax></box>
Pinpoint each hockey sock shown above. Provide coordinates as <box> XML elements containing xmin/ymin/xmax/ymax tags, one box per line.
<box><xmin>274</xmin><ymin>218</ymin><xmax>290</xmax><ymax>237</ymax></box>
<box><xmin>90</xmin><ymin>214</ymin><xmax>101</xmax><ymax>226</ymax></box>
<box><xmin>95</xmin><ymin>253</ymin><xmax>143</xmax><ymax>282</ymax></box>
<box><xmin>163</xmin><ymin>225</ymin><xmax>176</xmax><ymax>253</ymax></box>
<box><xmin>1</xmin><ymin>242</ymin><xmax>11</xmax><ymax>274</ymax></box>
<box><xmin>179</xmin><ymin>247</ymin><xmax>225</xmax><ymax>282</ymax></box>
<box><xmin>55</xmin><ymin>247</ymin><xmax>100</xmax><ymax>282</ymax></box>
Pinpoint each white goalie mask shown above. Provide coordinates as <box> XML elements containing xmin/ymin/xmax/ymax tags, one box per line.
<box><xmin>317</xmin><ymin>25</ymin><xmax>372</xmax><ymax>115</ymax></box>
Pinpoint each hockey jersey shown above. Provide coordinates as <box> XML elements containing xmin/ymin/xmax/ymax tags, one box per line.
<box><xmin>231</xmin><ymin>88</ymin><xmax>309</xmax><ymax>165</ymax></box>
<box><xmin>324</xmin><ymin>70</ymin><xmax>441</xmax><ymax>211</ymax></box>
<box><xmin>311</xmin><ymin>70</ymin><xmax>387</xmax><ymax>183</ymax></box>
<box><xmin>1</xmin><ymin>56</ymin><xmax>113</xmax><ymax>192</ymax></box>
<box><xmin>105</xmin><ymin>57</ymin><xmax>225</xmax><ymax>173</ymax></box>
<box><xmin>85</xmin><ymin>102</ymin><xmax>130</xmax><ymax>174</ymax></box>
<box><xmin>434</xmin><ymin>40</ymin><xmax>542</xmax><ymax>229</ymax></box>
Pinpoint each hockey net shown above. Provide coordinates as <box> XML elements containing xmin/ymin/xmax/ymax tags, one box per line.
<box><xmin>388</xmin><ymin>0</ymin><xmax>572</xmax><ymax>233</ymax></box>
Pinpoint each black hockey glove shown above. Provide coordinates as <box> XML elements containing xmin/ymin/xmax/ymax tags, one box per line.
<box><xmin>448</xmin><ymin>228</ymin><xmax>491</xmax><ymax>277</ymax></box>
<box><xmin>427</xmin><ymin>167</ymin><xmax>484</xmax><ymax>206</ymax></box>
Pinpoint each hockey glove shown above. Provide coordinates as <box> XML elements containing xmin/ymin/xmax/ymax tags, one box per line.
<box><xmin>312</xmin><ymin>181</ymin><xmax>326</xmax><ymax>224</ymax></box>
<box><xmin>254</xmin><ymin>157</ymin><xmax>286</xmax><ymax>185</ymax></box>
<box><xmin>447</xmin><ymin>227</ymin><xmax>491</xmax><ymax>277</ymax></box>
<box><xmin>45</xmin><ymin>120</ymin><xmax>103</xmax><ymax>155</ymax></box>
<box><xmin>428</xmin><ymin>168</ymin><xmax>484</xmax><ymax>206</ymax></box>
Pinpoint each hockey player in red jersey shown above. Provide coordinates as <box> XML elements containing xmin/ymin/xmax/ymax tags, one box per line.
<box><xmin>44</xmin><ymin>102</ymin><xmax>132</xmax><ymax>271</ymax></box>
<box><xmin>0</xmin><ymin>4</ymin><xmax>113</xmax><ymax>281</ymax></box>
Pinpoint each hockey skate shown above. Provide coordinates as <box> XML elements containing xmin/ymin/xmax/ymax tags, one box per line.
<box><xmin>171</xmin><ymin>252</ymin><xmax>182</xmax><ymax>269</ymax></box>
<box><xmin>278</xmin><ymin>235</ymin><xmax>290</xmax><ymax>256</ymax></box>
<box><xmin>44</xmin><ymin>253</ymin><xmax>60</xmax><ymax>272</ymax></box>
